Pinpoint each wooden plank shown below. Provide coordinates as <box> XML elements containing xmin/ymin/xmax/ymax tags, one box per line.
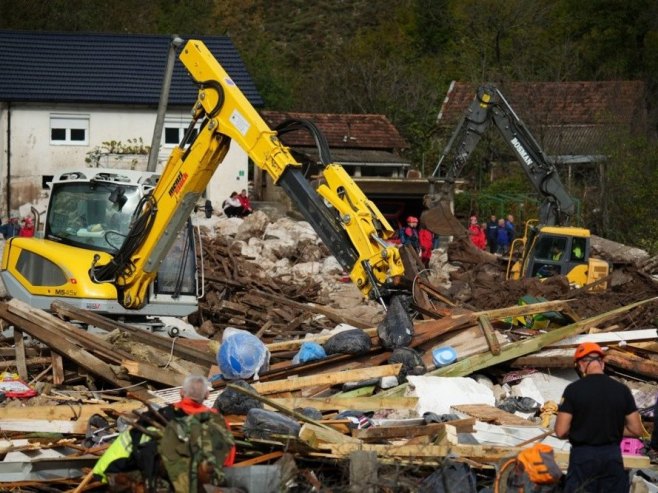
<box><xmin>0</xmin><ymin>356</ymin><xmax>51</xmax><ymax>371</ymax></box>
<box><xmin>0</xmin><ymin>420</ymin><xmax>87</xmax><ymax>434</ymax></box>
<box><xmin>604</xmin><ymin>347</ymin><xmax>658</xmax><ymax>379</ymax></box>
<box><xmin>327</xmin><ymin>443</ymin><xmax>650</xmax><ymax>470</ymax></box>
<box><xmin>251</xmin><ymin>364</ymin><xmax>402</xmax><ymax>395</ymax></box>
<box><xmin>13</xmin><ymin>330</ymin><xmax>28</xmax><ymax>380</ymax></box>
<box><xmin>233</xmin><ymin>451</ymin><xmax>284</xmax><ymax>467</ymax></box>
<box><xmin>546</xmin><ymin>328</ymin><xmax>658</xmax><ymax>347</ymax></box>
<box><xmin>269</xmin><ymin>396</ymin><xmax>418</xmax><ymax>412</ymax></box>
<box><xmin>477</xmin><ymin>315</ymin><xmax>501</xmax><ymax>355</ymax></box>
<box><xmin>382</xmin><ymin>297</ymin><xmax>656</xmax><ymax>396</ymax></box>
<box><xmin>0</xmin><ymin>400</ymin><xmax>143</xmax><ymax>421</ymax></box>
<box><xmin>52</xmin><ymin>352</ymin><xmax>65</xmax><ymax>385</ymax></box>
<box><xmin>50</xmin><ymin>301</ymin><xmax>215</xmax><ymax>366</ymax></box>
<box><xmin>121</xmin><ymin>360</ymin><xmax>186</xmax><ymax>387</ymax></box>
<box><xmin>0</xmin><ymin>303</ymin><xmax>132</xmax><ymax>387</ymax></box>
<box><xmin>299</xmin><ymin>422</ymin><xmax>361</xmax><ymax>446</ymax></box>
<box><xmin>351</xmin><ymin>418</ymin><xmax>475</xmax><ymax>440</ymax></box>
<box><xmin>432</xmin><ymin>297</ymin><xmax>656</xmax><ymax>378</ymax></box>
<box><xmin>510</xmin><ymin>348</ymin><xmax>573</xmax><ymax>368</ymax></box>
<box><xmin>349</xmin><ymin>450</ymin><xmax>378</xmax><ymax>493</ymax></box>
<box><xmin>451</xmin><ymin>404</ymin><xmax>534</xmax><ymax>426</ymax></box>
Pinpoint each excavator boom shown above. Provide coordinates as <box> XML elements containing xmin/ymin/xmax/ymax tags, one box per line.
<box><xmin>90</xmin><ymin>39</ymin><xmax>404</xmax><ymax>310</ymax></box>
<box><xmin>425</xmin><ymin>84</ymin><xmax>575</xmax><ymax>230</ymax></box>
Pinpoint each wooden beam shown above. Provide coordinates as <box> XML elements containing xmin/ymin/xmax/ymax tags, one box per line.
<box><xmin>50</xmin><ymin>301</ymin><xmax>215</xmax><ymax>366</ymax></box>
<box><xmin>547</xmin><ymin>328</ymin><xmax>658</xmax><ymax>347</ymax></box>
<box><xmin>351</xmin><ymin>418</ymin><xmax>475</xmax><ymax>440</ymax></box>
<box><xmin>269</xmin><ymin>396</ymin><xmax>418</xmax><ymax>412</ymax></box>
<box><xmin>121</xmin><ymin>360</ymin><xmax>185</xmax><ymax>387</ymax></box>
<box><xmin>52</xmin><ymin>353</ymin><xmax>65</xmax><ymax>385</ymax></box>
<box><xmin>327</xmin><ymin>442</ymin><xmax>650</xmax><ymax>470</ymax></box>
<box><xmin>252</xmin><ymin>364</ymin><xmax>402</xmax><ymax>395</ymax></box>
<box><xmin>604</xmin><ymin>347</ymin><xmax>658</xmax><ymax>379</ymax></box>
<box><xmin>432</xmin><ymin>297</ymin><xmax>656</xmax><ymax>378</ymax></box>
<box><xmin>381</xmin><ymin>297</ymin><xmax>657</xmax><ymax>395</ymax></box>
<box><xmin>13</xmin><ymin>330</ymin><xmax>28</xmax><ymax>380</ymax></box>
<box><xmin>477</xmin><ymin>315</ymin><xmax>501</xmax><ymax>355</ymax></box>
<box><xmin>0</xmin><ymin>303</ymin><xmax>132</xmax><ymax>388</ymax></box>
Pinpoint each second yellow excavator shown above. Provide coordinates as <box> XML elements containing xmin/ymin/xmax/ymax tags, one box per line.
<box><xmin>424</xmin><ymin>84</ymin><xmax>608</xmax><ymax>289</ymax></box>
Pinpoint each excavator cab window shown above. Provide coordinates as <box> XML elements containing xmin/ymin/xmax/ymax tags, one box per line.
<box><xmin>570</xmin><ymin>237</ymin><xmax>587</xmax><ymax>262</ymax></box>
<box><xmin>46</xmin><ymin>181</ymin><xmax>141</xmax><ymax>253</ymax></box>
<box><xmin>531</xmin><ymin>235</ymin><xmax>568</xmax><ymax>278</ymax></box>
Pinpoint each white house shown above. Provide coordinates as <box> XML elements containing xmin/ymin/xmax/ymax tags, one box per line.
<box><xmin>0</xmin><ymin>31</ymin><xmax>263</xmax><ymax>217</ymax></box>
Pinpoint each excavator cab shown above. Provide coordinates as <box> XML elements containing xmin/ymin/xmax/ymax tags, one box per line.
<box><xmin>507</xmin><ymin>222</ymin><xmax>608</xmax><ymax>290</ymax></box>
<box><xmin>1</xmin><ymin>168</ymin><xmax>200</xmax><ymax>320</ymax></box>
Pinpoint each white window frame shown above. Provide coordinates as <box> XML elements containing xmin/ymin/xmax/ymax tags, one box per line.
<box><xmin>50</xmin><ymin>114</ymin><xmax>90</xmax><ymax>146</ymax></box>
<box><xmin>163</xmin><ymin>117</ymin><xmax>198</xmax><ymax>148</ymax></box>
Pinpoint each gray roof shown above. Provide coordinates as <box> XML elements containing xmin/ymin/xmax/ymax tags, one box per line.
<box><xmin>0</xmin><ymin>30</ymin><xmax>263</xmax><ymax>106</ymax></box>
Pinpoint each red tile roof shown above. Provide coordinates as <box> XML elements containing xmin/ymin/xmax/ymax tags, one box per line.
<box><xmin>438</xmin><ymin>80</ymin><xmax>646</xmax><ymax>126</ymax></box>
<box><xmin>437</xmin><ymin>80</ymin><xmax>647</xmax><ymax>156</ymax></box>
<box><xmin>260</xmin><ymin>111</ymin><xmax>409</xmax><ymax>151</ymax></box>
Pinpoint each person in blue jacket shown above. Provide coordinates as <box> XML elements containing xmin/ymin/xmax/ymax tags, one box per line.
<box><xmin>495</xmin><ymin>218</ymin><xmax>510</xmax><ymax>255</ymax></box>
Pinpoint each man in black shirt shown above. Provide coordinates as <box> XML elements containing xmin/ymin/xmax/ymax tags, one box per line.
<box><xmin>555</xmin><ymin>342</ymin><xmax>643</xmax><ymax>493</ymax></box>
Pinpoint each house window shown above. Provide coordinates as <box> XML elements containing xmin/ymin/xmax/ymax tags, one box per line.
<box><xmin>50</xmin><ymin>114</ymin><xmax>89</xmax><ymax>145</ymax></box>
<box><xmin>163</xmin><ymin>119</ymin><xmax>198</xmax><ymax>147</ymax></box>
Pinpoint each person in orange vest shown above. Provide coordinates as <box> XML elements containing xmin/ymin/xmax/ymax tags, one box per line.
<box><xmin>93</xmin><ymin>375</ymin><xmax>235</xmax><ymax>488</ymax></box>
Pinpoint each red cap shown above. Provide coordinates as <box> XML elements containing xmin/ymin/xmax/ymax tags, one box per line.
<box><xmin>574</xmin><ymin>342</ymin><xmax>605</xmax><ymax>362</ymax></box>
<box><xmin>407</xmin><ymin>216</ymin><xmax>418</xmax><ymax>223</ymax></box>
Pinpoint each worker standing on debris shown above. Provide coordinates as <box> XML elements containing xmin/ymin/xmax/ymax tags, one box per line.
<box><xmin>554</xmin><ymin>342</ymin><xmax>643</xmax><ymax>492</ymax></box>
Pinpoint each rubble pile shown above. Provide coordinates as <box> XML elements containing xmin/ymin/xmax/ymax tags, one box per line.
<box><xmin>0</xmin><ymin>209</ymin><xmax>656</xmax><ymax>491</ymax></box>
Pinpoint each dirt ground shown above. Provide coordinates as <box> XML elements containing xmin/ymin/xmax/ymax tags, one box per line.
<box><xmin>444</xmin><ymin>236</ymin><xmax>658</xmax><ymax>327</ymax></box>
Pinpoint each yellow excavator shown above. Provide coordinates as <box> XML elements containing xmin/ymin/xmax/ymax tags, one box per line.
<box><xmin>0</xmin><ymin>40</ymin><xmax>408</xmax><ymax>330</ymax></box>
<box><xmin>423</xmin><ymin>84</ymin><xmax>608</xmax><ymax>289</ymax></box>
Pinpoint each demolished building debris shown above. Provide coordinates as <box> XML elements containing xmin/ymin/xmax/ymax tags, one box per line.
<box><xmin>0</xmin><ymin>208</ymin><xmax>656</xmax><ymax>491</ymax></box>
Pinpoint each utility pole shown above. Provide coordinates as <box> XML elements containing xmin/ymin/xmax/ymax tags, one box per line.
<box><xmin>147</xmin><ymin>34</ymin><xmax>184</xmax><ymax>172</ymax></box>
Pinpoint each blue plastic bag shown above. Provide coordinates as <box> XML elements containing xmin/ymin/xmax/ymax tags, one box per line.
<box><xmin>292</xmin><ymin>342</ymin><xmax>326</xmax><ymax>364</ymax></box>
<box><xmin>217</xmin><ymin>328</ymin><xmax>270</xmax><ymax>380</ymax></box>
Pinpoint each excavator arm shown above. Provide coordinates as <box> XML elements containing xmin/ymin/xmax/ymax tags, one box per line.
<box><xmin>91</xmin><ymin>39</ymin><xmax>403</xmax><ymax>310</ymax></box>
<box><xmin>427</xmin><ymin>85</ymin><xmax>576</xmax><ymax>226</ymax></box>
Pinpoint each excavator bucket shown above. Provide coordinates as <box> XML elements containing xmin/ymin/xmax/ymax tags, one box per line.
<box><xmin>420</xmin><ymin>200</ymin><xmax>466</xmax><ymax>237</ymax></box>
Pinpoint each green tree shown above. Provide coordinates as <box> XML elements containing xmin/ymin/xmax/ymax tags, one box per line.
<box><xmin>597</xmin><ymin>133</ymin><xmax>658</xmax><ymax>253</ymax></box>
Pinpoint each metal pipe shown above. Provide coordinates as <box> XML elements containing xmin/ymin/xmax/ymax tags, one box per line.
<box><xmin>147</xmin><ymin>35</ymin><xmax>184</xmax><ymax>172</ymax></box>
<box><xmin>6</xmin><ymin>101</ymin><xmax>11</xmax><ymax>216</ymax></box>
